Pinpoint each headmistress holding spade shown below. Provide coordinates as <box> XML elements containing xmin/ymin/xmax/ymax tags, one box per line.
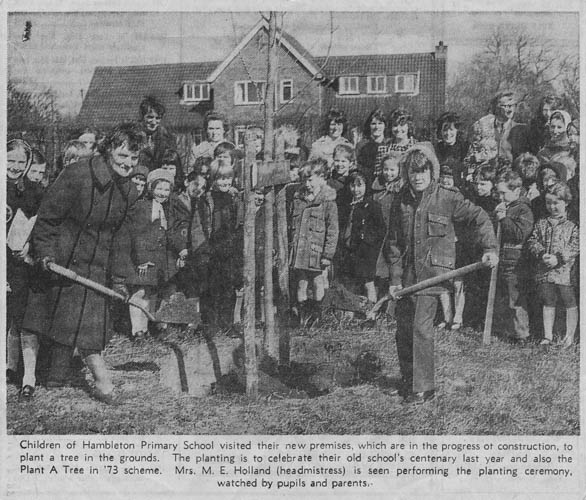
<box><xmin>22</xmin><ymin>123</ymin><xmax>143</xmax><ymax>404</ymax></box>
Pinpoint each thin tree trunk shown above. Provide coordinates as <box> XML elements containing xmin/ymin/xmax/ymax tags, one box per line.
<box><xmin>262</xmin><ymin>12</ymin><xmax>278</xmax><ymax>359</ymax></box>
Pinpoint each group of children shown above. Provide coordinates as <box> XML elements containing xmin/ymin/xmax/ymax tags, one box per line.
<box><xmin>6</xmin><ymin>100</ymin><xmax>581</xmax><ymax>364</ymax></box>
<box><xmin>432</xmin><ymin>108</ymin><xmax>579</xmax><ymax>346</ymax></box>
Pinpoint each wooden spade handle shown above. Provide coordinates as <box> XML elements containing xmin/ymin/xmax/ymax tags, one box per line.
<box><xmin>46</xmin><ymin>262</ymin><xmax>157</xmax><ymax>322</ymax></box>
<box><xmin>367</xmin><ymin>261</ymin><xmax>489</xmax><ymax>320</ymax></box>
<box><xmin>483</xmin><ymin>223</ymin><xmax>502</xmax><ymax>344</ymax></box>
<box><xmin>395</xmin><ymin>261</ymin><xmax>488</xmax><ymax>298</ymax></box>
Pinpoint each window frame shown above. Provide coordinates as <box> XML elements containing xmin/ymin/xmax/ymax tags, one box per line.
<box><xmin>394</xmin><ymin>72</ymin><xmax>420</xmax><ymax>95</ymax></box>
<box><xmin>234</xmin><ymin>80</ymin><xmax>267</xmax><ymax>105</ymax></box>
<box><xmin>338</xmin><ymin>76</ymin><xmax>360</xmax><ymax>96</ymax></box>
<box><xmin>367</xmin><ymin>75</ymin><xmax>386</xmax><ymax>94</ymax></box>
<box><xmin>280</xmin><ymin>79</ymin><xmax>293</xmax><ymax>103</ymax></box>
<box><xmin>182</xmin><ymin>82</ymin><xmax>210</xmax><ymax>103</ymax></box>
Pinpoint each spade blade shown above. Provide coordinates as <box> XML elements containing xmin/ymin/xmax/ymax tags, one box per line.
<box><xmin>154</xmin><ymin>293</ymin><xmax>201</xmax><ymax>325</ymax></box>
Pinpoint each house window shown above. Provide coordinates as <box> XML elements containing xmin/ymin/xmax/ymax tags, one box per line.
<box><xmin>183</xmin><ymin>83</ymin><xmax>210</xmax><ymax>102</ymax></box>
<box><xmin>367</xmin><ymin>75</ymin><xmax>386</xmax><ymax>94</ymax></box>
<box><xmin>395</xmin><ymin>73</ymin><xmax>419</xmax><ymax>94</ymax></box>
<box><xmin>338</xmin><ymin>76</ymin><xmax>359</xmax><ymax>95</ymax></box>
<box><xmin>280</xmin><ymin>79</ymin><xmax>293</xmax><ymax>103</ymax></box>
<box><xmin>234</xmin><ymin>81</ymin><xmax>266</xmax><ymax>105</ymax></box>
<box><xmin>235</xmin><ymin>126</ymin><xmax>247</xmax><ymax>149</ymax></box>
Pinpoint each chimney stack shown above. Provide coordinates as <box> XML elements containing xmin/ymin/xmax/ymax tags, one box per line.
<box><xmin>435</xmin><ymin>41</ymin><xmax>447</xmax><ymax>60</ymax></box>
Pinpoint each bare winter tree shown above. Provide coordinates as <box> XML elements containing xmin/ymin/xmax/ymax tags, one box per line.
<box><xmin>447</xmin><ymin>28</ymin><xmax>579</xmax><ymax>127</ymax></box>
<box><xmin>8</xmin><ymin>79</ymin><xmax>61</xmax><ymax>133</ymax></box>
<box><xmin>560</xmin><ymin>54</ymin><xmax>579</xmax><ymax>118</ymax></box>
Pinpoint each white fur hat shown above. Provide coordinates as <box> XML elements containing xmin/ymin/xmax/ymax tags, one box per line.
<box><xmin>147</xmin><ymin>168</ymin><xmax>174</xmax><ymax>190</ymax></box>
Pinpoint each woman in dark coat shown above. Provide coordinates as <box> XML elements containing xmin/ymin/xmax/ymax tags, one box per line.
<box><xmin>23</xmin><ymin>123</ymin><xmax>143</xmax><ymax>403</ymax></box>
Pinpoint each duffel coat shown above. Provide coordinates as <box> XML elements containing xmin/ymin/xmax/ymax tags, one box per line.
<box><xmin>388</xmin><ymin>181</ymin><xmax>497</xmax><ymax>294</ymax></box>
<box><xmin>290</xmin><ymin>184</ymin><xmax>339</xmax><ymax>272</ymax></box>
<box><xmin>23</xmin><ymin>155</ymin><xmax>139</xmax><ymax>351</ymax></box>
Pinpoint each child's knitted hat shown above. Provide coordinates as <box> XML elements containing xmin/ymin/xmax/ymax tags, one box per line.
<box><xmin>147</xmin><ymin>168</ymin><xmax>174</xmax><ymax>190</ymax></box>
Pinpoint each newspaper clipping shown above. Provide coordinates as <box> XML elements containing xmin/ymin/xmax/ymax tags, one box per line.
<box><xmin>2</xmin><ymin>1</ymin><xmax>584</xmax><ymax>498</ymax></box>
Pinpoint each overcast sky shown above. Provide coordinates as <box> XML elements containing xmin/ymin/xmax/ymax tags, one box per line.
<box><xmin>7</xmin><ymin>10</ymin><xmax>579</xmax><ymax>116</ymax></box>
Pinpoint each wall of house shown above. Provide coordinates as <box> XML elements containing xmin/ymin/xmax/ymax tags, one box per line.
<box><xmin>321</xmin><ymin>56</ymin><xmax>446</xmax><ymax>141</ymax></box>
<box><xmin>212</xmin><ymin>30</ymin><xmax>322</xmax><ymax>139</ymax></box>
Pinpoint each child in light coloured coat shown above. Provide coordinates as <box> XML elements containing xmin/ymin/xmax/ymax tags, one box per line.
<box><xmin>527</xmin><ymin>182</ymin><xmax>579</xmax><ymax>347</ymax></box>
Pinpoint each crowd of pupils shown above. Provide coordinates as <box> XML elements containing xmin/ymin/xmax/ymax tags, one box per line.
<box><xmin>6</xmin><ymin>92</ymin><xmax>580</xmax><ymax>400</ymax></box>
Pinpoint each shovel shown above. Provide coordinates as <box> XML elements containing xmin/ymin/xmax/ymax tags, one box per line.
<box><xmin>366</xmin><ymin>261</ymin><xmax>489</xmax><ymax>320</ymax></box>
<box><xmin>47</xmin><ymin>262</ymin><xmax>201</xmax><ymax>325</ymax></box>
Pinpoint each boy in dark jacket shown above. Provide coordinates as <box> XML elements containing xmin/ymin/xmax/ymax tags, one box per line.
<box><xmin>290</xmin><ymin>159</ymin><xmax>339</xmax><ymax>325</ymax></box>
<box><xmin>388</xmin><ymin>145</ymin><xmax>498</xmax><ymax>403</ymax></box>
<box><xmin>494</xmin><ymin>169</ymin><xmax>534</xmax><ymax>344</ymax></box>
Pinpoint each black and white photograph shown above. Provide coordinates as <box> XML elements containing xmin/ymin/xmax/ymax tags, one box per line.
<box><xmin>2</xmin><ymin>2</ymin><xmax>584</xmax><ymax>497</ymax></box>
<box><xmin>0</xmin><ymin>0</ymin><xmax>586</xmax><ymax>500</ymax></box>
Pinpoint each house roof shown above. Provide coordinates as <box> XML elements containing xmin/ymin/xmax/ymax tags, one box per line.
<box><xmin>314</xmin><ymin>52</ymin><xmax>438</xmax><ymax>77</ymax></box>
<box><xmin>77</xmin><ymin>61</ymin><xmax>219</xmax><ymax>129</ymax></box>
<box><xmin>78</xmin><ymin>19</ymin><xmax>444</xmax><ymax>130</ymax></box>
<box><xmin>207</xmin><ymin>18</ymin><xmax>323</xmax><ymax>82</ymax></box>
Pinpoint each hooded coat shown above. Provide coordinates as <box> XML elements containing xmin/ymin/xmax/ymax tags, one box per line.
<box><xmin>290</xmin><ymin>184</ymin><xmax>339</xmax><ymax>272</ymax></box>
<box><xmin>389</xmin><ymin>180</ymin><xmax>497</xmax><ymax>294</ymax></box>
<box><xmin>23</xmin><ymin>155</ymin><xmax>139</xmax><ymax>351</ymax></box>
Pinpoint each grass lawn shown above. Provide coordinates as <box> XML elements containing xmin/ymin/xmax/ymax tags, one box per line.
<box><xmin>6</xmin><ymin>317</ymin><xmax>579</xmax><ymax>435</ymax></box>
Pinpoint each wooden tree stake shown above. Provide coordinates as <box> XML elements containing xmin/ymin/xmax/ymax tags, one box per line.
<box><xmin>243</xmin><ymin>130</ymin><xmax>258</xmax><ymax>397</ymax></box>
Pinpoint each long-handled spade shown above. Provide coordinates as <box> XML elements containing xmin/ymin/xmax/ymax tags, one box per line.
<box><xmin>48</xmin><ymin>262</ymin><xmax>205</xmax><ymax>394</ymax></box>
<box><xmin>47</xmin><ymin>262</ymin><xmax>201</xmax><ymax>326</ymax></box>
<box><xmin>366</xmin><ymin>261</ymin><xmax>490</xmax><ymax>321</ymax></box>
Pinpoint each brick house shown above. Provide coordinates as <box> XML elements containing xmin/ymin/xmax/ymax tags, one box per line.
<box><xmin>77</xmin><ymin>18</ymin><xmax>446</xmax><ymax>158</ymax></box>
